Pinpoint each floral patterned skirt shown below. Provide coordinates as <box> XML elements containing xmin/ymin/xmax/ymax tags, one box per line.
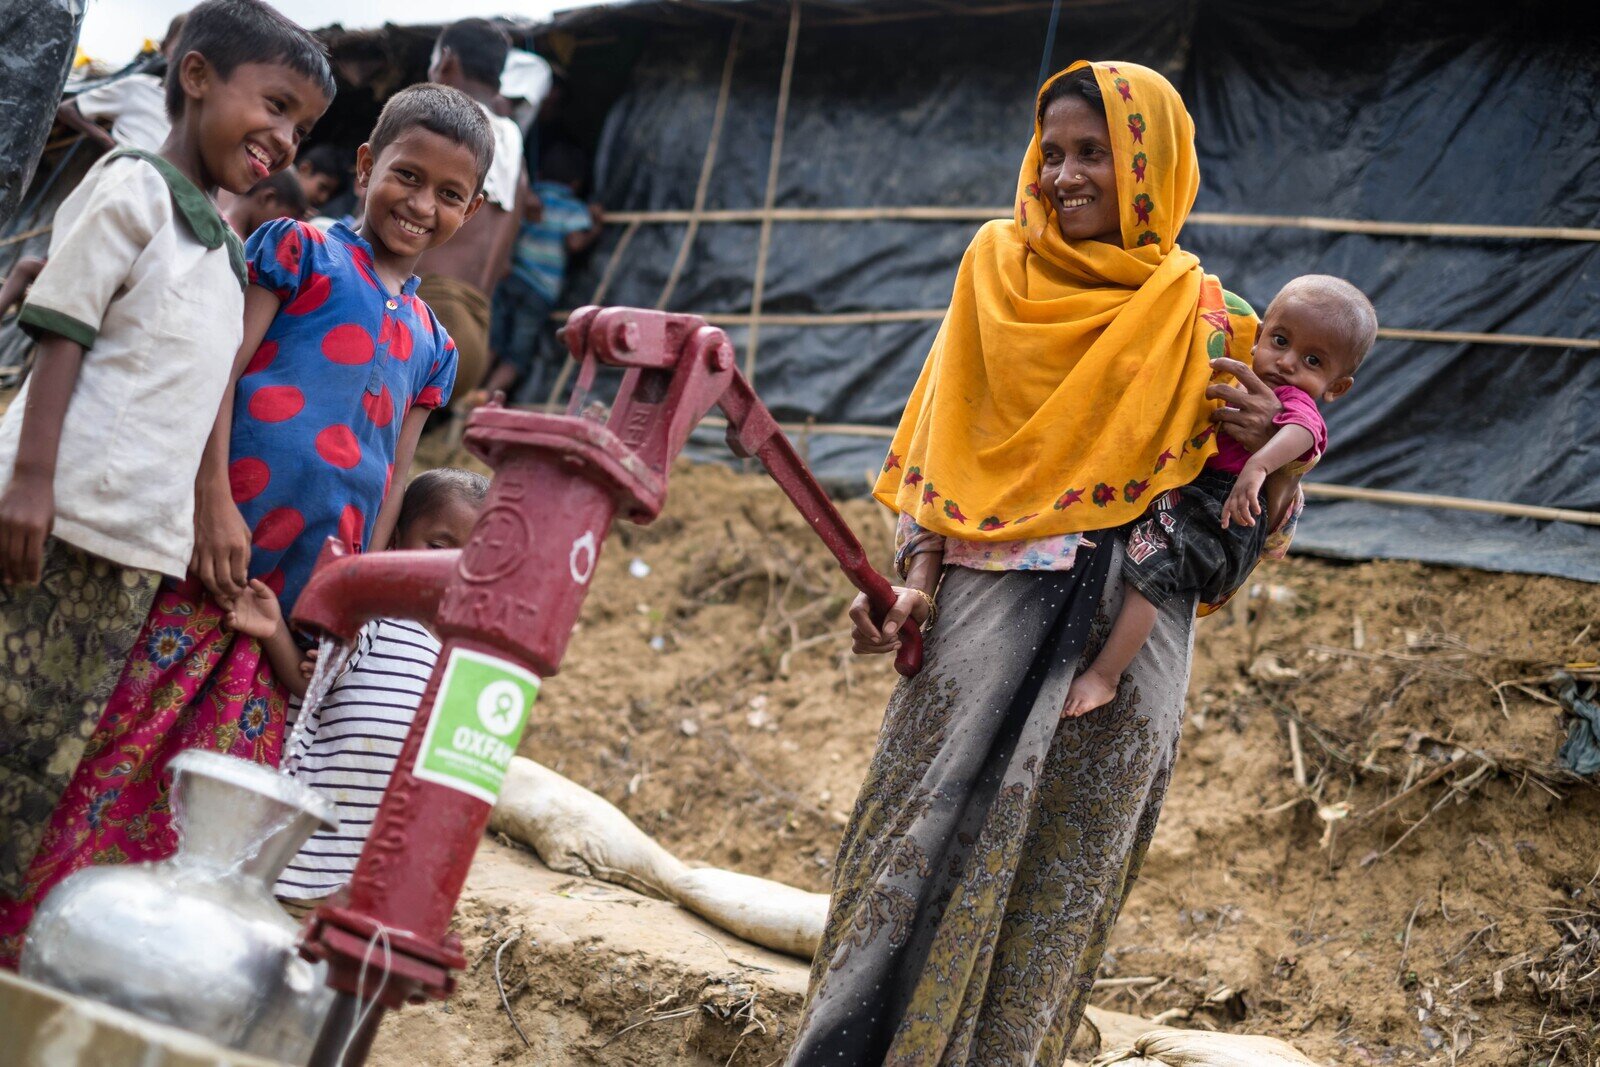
<box><xmin>0</xmin><ymin>580</ymin><xmax>288</xmax><ymax>968</ymax></box>
<box><xmin>788</xmin><ymin>537</ymin><xmax>1196</xmax><ymax>1066</ymax></box>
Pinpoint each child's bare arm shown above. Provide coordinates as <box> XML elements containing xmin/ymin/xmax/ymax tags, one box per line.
<box><xmin>0</xmin><ymin>258</ymin><xmax>45</xmax><ymax>318</ymax></box>
<box><xmin>369</xmin><ymin>406</ymin><xmax>431</xmax><ymax>551</ymax></box>
<box><xmin>0</xmin><ymin>335</ymin><xmax>84</xmax><ymax>583</ymax></box>
<box><xmin>223</xmin><ymin>579</ymin><xmax>309</xmax><ymax>698</ymax></box>
<box><xmin>565</xmin><ymin>205</ymin><xmax>605</xmax><ymax>255</ymax></box>
<box><xmin>192</xmin><ymin>285</ymin><xmax>282</xmax><ymax>600</ymax></box>
<box><xmin>54</xmin><ymin>101</ymin><xmax>117</xmax><ymax>153</ymax></box>
<box><xmin>1221</xmin><ymin>424</ymin><xmax>1315</xmax><ymax>530</ymax></box>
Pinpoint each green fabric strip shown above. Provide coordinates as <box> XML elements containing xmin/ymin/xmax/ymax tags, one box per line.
<box><xmin>104</xmin><ymin>148</ymin><xmax>247</xmax><ymax>290</ymax></box>
<box><xmin>17</xmin><ymin>304</ymin><xmax>97</xmax><ymax>349</ymax></box>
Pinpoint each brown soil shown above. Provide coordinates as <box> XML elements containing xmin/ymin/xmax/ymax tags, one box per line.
<box><xmin>369</xmin><ymin>456</ymin><xmax>1600</xmax><ymax>1065</ymax></box>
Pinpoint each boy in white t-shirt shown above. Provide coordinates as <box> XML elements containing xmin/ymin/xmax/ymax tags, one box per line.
<box><xmin>0</xmin><ymin>0</ymin><xmax>334</xmax><ymax>900</ymax></box>
<box><xmin>56</xmin><ymin>15</ymin><xmax>187</xmax><ymax>154</ymax></box>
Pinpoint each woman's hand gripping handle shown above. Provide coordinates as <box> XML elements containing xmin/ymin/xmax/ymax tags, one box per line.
<box><xmin>848</xmin><ymin>570</ymin><xmax>925</xmax><ymax>677</ymax></box>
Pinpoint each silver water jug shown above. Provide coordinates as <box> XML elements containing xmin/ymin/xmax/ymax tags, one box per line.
<box><xmin>23</xmin><ymin>749</ymin><xmax>340</xmax><ymax>1065</ymax></box>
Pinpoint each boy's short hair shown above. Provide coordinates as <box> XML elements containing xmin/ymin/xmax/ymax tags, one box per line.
<box><xmin>164</xmin><ymin>0</ymin><xmax>335</xmax><ymax>120</ymax></box>
<box><xmin>249</xmin><ymin>169</ymin><xmax>308</xmax><ymax>218</ymax></box>
<box><xmin>367</xmin><ymin>84</ymin><xmax>496</xmax><ymax>194</ymax></box>
<box><xmin>1268</xmin><ymin>274</ymin><xmax>1379</xmax><ymax>374</ymax></box>
<box><xmin>436</xmin><ymin>19</ymin><xmax>511</xmax><ymax>90</ymax></box>
<box><xmin>398</xmin><ymin>467</ymin><xmax>490</xmax><ymax>536</ymax></box>
<box><xmin>298</xmin><ymin>143</ymin><xmax>349</xmax><ymax>193</ymax></box>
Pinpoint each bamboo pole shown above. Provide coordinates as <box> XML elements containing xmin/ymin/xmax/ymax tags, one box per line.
<box><xmin>552</xmin><ymin>305</ymin><xmax>1593</xmax><ymax>350</ymax></box>
<box><xmin>597</xmin><ymin>205</ymin><xmax>1600</xmax><ymax>243</ymax></box>
<box><xmin>655</xmin><ymin>22</ymin><xmax>743</xmax><ymax>311</ymax></box>
<box><xmin>544</xmin><ymin>218</ymin><xmax>642</xmax><ymax>407</ymax></box>
<box><xmin>744</xmin><ymin>0</ymin><xmax>802</xmax><ymax>381</ymax></box>
<box><xmin>1300</xmin><ymin>484</ymin><xmax>1600</xmax><ymax>527</ymax></box>
<box><xmin>0</xmin><ymin>226</ymin><xmax>52</xmax><ymax>250</ymax></box>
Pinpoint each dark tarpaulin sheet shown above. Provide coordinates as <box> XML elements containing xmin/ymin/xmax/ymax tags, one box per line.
<box><xmin>0</xmin><ymin>0</ymin><xmax>83</xmax><ymax>230</ymax></box>
<box><xmin>565</xmin><ymin>0</ymin><xmax>1600</xmax><ymax>580</ymax></box>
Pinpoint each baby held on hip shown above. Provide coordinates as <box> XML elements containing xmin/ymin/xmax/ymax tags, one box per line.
<box><xmin>1059</xmin><ymin>274</ymin><xmax>1378</xmax><ymax>719</ymax></box>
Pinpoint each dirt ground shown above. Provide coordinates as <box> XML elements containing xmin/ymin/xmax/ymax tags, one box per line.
<box><xmin>365</xmin><ymin>455</ymin><xmax>1600</xmax><ymax>1065</ymax></box>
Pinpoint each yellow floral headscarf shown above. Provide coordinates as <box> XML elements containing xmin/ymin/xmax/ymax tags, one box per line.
<box><xmin>872</xmin><ymin>60</ymin><xmax>1256</xmax><ymax>540</ymax></box>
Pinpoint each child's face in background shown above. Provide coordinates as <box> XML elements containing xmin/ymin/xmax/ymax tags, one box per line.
<box><xmin>296</xmin><ymin>163</ymin><xmax>341</xmax><ymax>210</ymax></box>
<box><xmin>1251</xmin><ymin>291</ymin><xmax>1359</xmax><ymax>403</ymax></box>
<box><xmin>393</xmin><ymin>494</ymin><xmax>480</xmax><ymax>551</ymax></box>
<box><xmin>355</xmin><ymin>128</ymin><xmax>484</xmax><ymax>265</ymax></box>
<box><xmin>180</xmin><ymin>57</ymin><xmax>329</xmax><ymax>196</ymax></box>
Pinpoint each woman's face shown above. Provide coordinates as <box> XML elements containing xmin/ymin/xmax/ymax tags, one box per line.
<box><xmin>1038</xmin><ymin>94</ymin><xmax>1121</xmax><ymax>246</ymax></box>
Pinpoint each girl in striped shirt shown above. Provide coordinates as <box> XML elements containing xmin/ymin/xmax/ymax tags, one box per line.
<box><xmin>221</xmin><ymin>467</ymin><xmax>487</xmax><ymax>904</ymax></box>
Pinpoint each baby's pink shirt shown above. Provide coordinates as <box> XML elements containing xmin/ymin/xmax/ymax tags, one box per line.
<box><xmin>1209</xmin><ymin>385</ymin><xmax>1327</xmax><ymax>475</ymax></box>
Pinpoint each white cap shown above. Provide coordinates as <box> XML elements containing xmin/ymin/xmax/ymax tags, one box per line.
<box><xmin>501</xmin><ymin>48</ymin><xmax>553</xmax><ymax>106</ymax></box>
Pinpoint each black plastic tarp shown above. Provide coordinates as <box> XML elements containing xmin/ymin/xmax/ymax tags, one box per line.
<box><xmin>0</xmin><ymin>0</ymin><xmax>83</xmax><ymax>230</ymax></box>
<box><xmin>565</xmin><ymin>0</ymin><xmax>1600</xmax><ymax>581</ymax></box>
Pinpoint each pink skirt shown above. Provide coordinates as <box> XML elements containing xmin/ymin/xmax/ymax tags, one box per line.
<box><xmin>0</xmin><ymin>580</ymin><xmax>289</xmax><ymax>967</ymax></box>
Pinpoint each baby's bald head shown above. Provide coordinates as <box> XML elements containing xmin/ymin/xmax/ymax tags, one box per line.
<box><xmin>1264</xmin><ymin>275</ymin><xmax>1377</xmax><ymax>378</ymax></box>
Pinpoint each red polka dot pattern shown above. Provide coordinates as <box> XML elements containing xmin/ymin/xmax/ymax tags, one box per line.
<box><xmin>337</xmin><ymin>504</ymin><xmax>365</xmax><ymax>551</ymax></box>
<box><xmin>361</xmin><ymin>385</ymin><xmax>395</xmax><ymax>427</ymax></box>
<box><xmin>229</xmin><ymin>457</ymin><xmax>270</xmax><ymax>504</ymax></box>
<box><xmin>247</xmin><ymin>385</ymin><xmax>305</xmax><ymax>423</ymax></box>
<box><xmin>315</xmin><ymin>425</ymin><xmax>362</xmax><ymax>469</ymax></box>
<box><xmin>274</xmin><ymin>226</ymin><xmax>302</xmax><ymax>278</ymax></box>
<box><xmin>285</xmin><ymin>272</ymin><xmax>331</xmax><ymax>316</ymax></box>
<box><xmin>350</xmin><ymin>248</ymin><xmax>379</xmax><ymax>290</ymax></box>
<box><xmin>253</xmin><ymin>507</ymin><xmax>305</xmax><ymax>551</ymax></box>
<box><xmin>380</xmin><ymin>316</ymin><xmax>413</xmax><ymax>361</ymax></box>
<box><xmin>243</xmin><ymin>340</ymin><xmax>278</xmax><ymax>377</ymax></box>
<box><xmin>321</xmin><ymin>323</ymin><xmax>374</xmax><ymax>365</ymax></box>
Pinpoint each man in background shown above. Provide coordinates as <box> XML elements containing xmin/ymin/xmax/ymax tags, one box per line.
<box><xmin>415</xmin><ymin>18</ymin><xmax>530</xmax><ymax>413</ymax></box>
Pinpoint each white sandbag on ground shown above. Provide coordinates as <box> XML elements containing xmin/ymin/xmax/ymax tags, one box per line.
<box><xmin>669</xmin><ymin>868</ymin><xmax>827</xmax><ymax>959</ymax></box>
<box><xmin>492</xmin><ymin>756</ymin><xmax>827</xmax><ymax>958</ymax></box>
<box><xmin>1092</xmin><ymin>1028</ymin><xmax>1321</xmax><ymax>1067</ymax></box>
<box><xmin>490</xmin><ymin>757</ymin><xmax>687</xmax><ymax>899</ymax></box>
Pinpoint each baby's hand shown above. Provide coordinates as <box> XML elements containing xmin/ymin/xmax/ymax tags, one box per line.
<box><xmin>1222</xmin><ymin>467</ymin><xmax>1267</xmax><ymax>529</ymax></box>
<box><xmin>300</xmin><ymin>646</ymin><xmax>320</xmax><ymax>681</ymax></box>
<box><xmin>223</xmin><ymin>579</ymin><xmax>283</xmax><ymax>640</ymax></box>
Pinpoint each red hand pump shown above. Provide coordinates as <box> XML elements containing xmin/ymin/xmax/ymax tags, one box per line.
<box><xmin>291</xmin><ymin>308</ymin><xmax>920</xmax><ymax>1064</ymax></box>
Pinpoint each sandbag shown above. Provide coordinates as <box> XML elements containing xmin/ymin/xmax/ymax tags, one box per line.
<box><xmin>669</xmin><ymin>868</ymin><xmax>827</xmax><ymax>960</ymax></box>
<box><xmin>489</xmin><ymin>756</ymin><xmax>687</xmax><ymax>899</ymax></box>
<box><xmin>491</xmin><ymin>756</ymin><xmax>829</xmax><ymax>959</ymax></box>
<box><xmin>1092</xmin><ymin>1027</ymin><xmax>1320</xmax><ymax>1067</ymax></box>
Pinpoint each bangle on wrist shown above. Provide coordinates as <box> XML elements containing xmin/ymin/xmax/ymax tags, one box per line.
<box><xmin>906</xmin><ymin>587</ymin><xmax>938</xmax><ymax>630</ymax></box>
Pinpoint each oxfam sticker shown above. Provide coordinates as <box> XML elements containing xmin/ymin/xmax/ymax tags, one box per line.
<box><xmin>413</xmin><ymin>648</ymin><xmax>540</xmax><ymax>804</ymax></box>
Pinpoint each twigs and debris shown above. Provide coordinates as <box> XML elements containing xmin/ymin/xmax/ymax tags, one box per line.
<box><xmin>494</xmin><ymin>930</ymin><xmax>532</xmax><ymax>1048</ymax></box>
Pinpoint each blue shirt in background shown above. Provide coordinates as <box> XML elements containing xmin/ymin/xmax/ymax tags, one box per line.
<box><xmin>510</xmin><ymin>181</ymin><xmax>593</xmax><ymax>303</ymax></box>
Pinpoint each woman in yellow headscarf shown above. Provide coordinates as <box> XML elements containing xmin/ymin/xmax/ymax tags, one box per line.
<box><xmin>787</xmin><ymin>62</ymin><xmax>1292</xmax><ymax>1066</ymax></box>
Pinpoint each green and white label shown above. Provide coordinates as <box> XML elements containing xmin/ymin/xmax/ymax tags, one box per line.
<box><xmin>413</xmin><ymin>648</ymin><xmax>540</xmax><ymax>804</ymax></box>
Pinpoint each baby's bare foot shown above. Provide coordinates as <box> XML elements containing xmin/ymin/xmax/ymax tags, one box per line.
<box><xmin>1061</xmin><ymin>668</ymin><xmax>1119</xmax><ymax>719</ymax></box>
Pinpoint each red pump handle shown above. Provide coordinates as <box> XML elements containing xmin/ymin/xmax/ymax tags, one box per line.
<box><xmin>857</xmin><ymin>565</ymin><xmax>924</xmax><ymax>678</ymax></box>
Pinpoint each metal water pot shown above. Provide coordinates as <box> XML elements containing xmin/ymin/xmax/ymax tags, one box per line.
<box><xmin>23</xmin><ymin>750</ymin><xmax>340</xmax><ymax>1065</ymax></box>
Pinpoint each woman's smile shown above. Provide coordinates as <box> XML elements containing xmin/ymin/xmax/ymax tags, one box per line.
<box><xmin>1037</xmin><ymin>93</ymin><xmax>1121</xmax><ymax>245</ymax></box>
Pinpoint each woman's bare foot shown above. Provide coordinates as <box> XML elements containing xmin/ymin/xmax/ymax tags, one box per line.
<box><xmin>1061</xmin><ymin>666</ymin><xmax>1119</xmax><ymax>718</ymax></box>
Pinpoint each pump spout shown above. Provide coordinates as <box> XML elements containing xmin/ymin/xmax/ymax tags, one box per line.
<box><xmin>290</xmin><ymin>538</ymin><xmax>459</xmax><ymax>643</ymax></box>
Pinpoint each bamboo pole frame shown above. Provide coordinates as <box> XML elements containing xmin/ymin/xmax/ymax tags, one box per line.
<box><xmin>550</xmin><ymin>306</ymin><xmax>1599</xmax><ymax>350</ymax></box>
<box><xmin>678</xmin><ymin>414</ymin><xmax>1599</xmax><ymax>526</ymax></box>
<box><xmin>743</xmin><ymin>0</ymin><xmax>803</xmax><ymax>381</ymax></box>
<box><xmin>655</xmin><ymin>22</ymin><xmax>743</xmax><ymax>311</ymax></box>
<box><xmin>598</xmin><ymin>205</ymin><xmax>1600</xmax><ymax>243</ymax></box>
